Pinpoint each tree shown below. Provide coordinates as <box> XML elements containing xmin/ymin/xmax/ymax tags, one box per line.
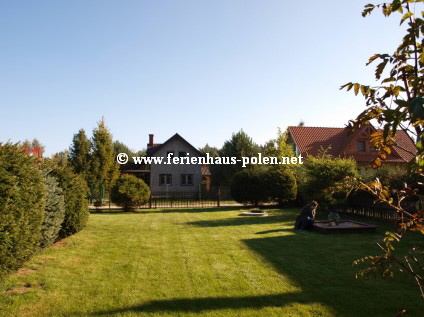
<box><xmin>40</xmin><ymin>168</ymin><xmax>65</xmax><ymax>248</ymax></box>
<box><xmin>50</xmin><ymin>149</ymin><xmax>69</xmax><ymax>167</ymax></box>
<box><xmin>51</xmin><ymin>166</ymin><xmax>89</xmax><ymax>238</ymax></box>
<box><xmin>230</xmin><ymin>167</ymin><xmax>297</xmax><ymax>206</ymax></box>
<box><xmin>200</xmin><ymin>144</ymin><xmax>219</xmax><ymax>158</ymax></box>
<box><xmin>214</xmin><ymin>130</ymin><xmax>261</xmax><ymax>185</ymax></box>
<box><xmin>299</xmin><ymin>150</ymin><xmax>359</xmax><ymax>208</ymax></box>
<box><xmin>113</xmin><ymin>140</ymin><xmax>136</xmax><ymax>158</ymax></box>
<box><xmin>111</xmin><ymin>174</ymin><xmax>150</xmax><ymax>210</ymax></box>
<box><xmin>69</xmin><ymin>129</ymin><xmax>91</xmax><ymax>182</ymax></box>
<box><xmin>263</xmin><ymin>167</ymin><xmax>297</xmax><ymax>205</ymax></box>
<box><xmin>31</xmin><ymin>138</ymin><xmax>45</xmax><ymax>157</ymax></box>
<box><xmin>90</xmin><ymin>119</ymin><xmax>119</xmax><ymax>204</ymax></box>
<box><xmin>341</xmin><ymin>0</ymin><xmax>424</xmax><ymax>299</ymax></box>
<box><xmin>262</xmin><ymin>128</ymin><xmax>297</xmax><ymax>165</ymax></box>
<box><xmin>0</xmin><ymin>143</ymin><xmax>45</xmax><ymax>279</ymax></box>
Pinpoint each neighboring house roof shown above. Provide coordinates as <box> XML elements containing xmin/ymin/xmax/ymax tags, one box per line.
<box><xmin>146</xmin><ymin>133</ymin><xmax>205</xmax><ymax>157</ymax></box>
<box><xmin>287</xmin><ymin>125</ymin><xmax>417</xmax><ymax>164</ymax></box>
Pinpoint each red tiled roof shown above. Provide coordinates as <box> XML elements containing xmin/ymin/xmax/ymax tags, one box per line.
<box><xmin>288</xmin><ymin>126</ymin><xmax>417</xmax><ymax>164</ymax></box>
<box><xmin>288</xmin><ymin>126</ymin><xmax>346</xmax><ymax>157</ymax></box>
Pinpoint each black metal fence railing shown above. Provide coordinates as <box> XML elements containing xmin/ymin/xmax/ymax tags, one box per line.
<box><xmin>335</xmin><ymin>206</ymin><xmax>398</xmax><ymax>222</ymax></box>
<box><xmin>147</xmin><ymin>191</ymin><xmax>220</xmax><ymax>208</ymax></box>
<box><xmin>135</xmin><ymin>187</ymin><xmax>234</xmax><ymax>209</ymax></box>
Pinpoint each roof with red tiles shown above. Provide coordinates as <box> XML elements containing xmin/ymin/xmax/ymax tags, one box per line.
<box><xmin>287</xmin><ymin>126</ymin><xmax>417</xmax><ymax>164</ymax></box>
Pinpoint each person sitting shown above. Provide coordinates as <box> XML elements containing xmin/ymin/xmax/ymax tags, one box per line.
<box><xmin>294</xmin><ymin>200</ymin><xmax>318</xmax><ymax>230</ymax></box>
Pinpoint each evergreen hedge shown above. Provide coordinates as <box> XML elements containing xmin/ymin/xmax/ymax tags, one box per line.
<box><xmin>230</xmin><ymin>167</ymin><xmax>297</xmax><ymax>206</ymax></box>
<box><xmin>0</xmin><ymin>143</ymin><xmax>45</xmax><ymax>279</ymax></box>
<box><xmin>40</xmin><ymin>173</ymin><xmax>65</xmax><ymax>248</ymax></box>
<box><xmin>51</xmin><ymin>166</ymin><xmax>89</xmax><ymax>238</ymax></box>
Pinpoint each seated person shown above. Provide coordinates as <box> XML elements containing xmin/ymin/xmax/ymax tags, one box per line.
<box><xmin>294</xmin><ymin>200</ymin><xmax>318</xmax><ymax>230</ymax></box>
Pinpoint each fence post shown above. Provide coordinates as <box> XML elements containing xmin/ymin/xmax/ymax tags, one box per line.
<box><xmin>149</xmin><ymin>193</ymin><xmax>152</xmax><ymax>209</ymax></box>
<box><xmin>217</xmin><ymin>187</ymin><xmax>221</xmax><ymax>207</ymax></box>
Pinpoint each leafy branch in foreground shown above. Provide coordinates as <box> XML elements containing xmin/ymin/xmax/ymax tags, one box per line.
<box><xmin>340</xmin><ymin>1</ymin><xmax>424</xmax><ymax>301</ymax></box>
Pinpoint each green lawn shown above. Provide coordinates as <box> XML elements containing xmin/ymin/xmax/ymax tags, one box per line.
<box><xmin>0</xmin><ymin>208</ymin><xmax>422</xmax><ymax>317</ymax></box>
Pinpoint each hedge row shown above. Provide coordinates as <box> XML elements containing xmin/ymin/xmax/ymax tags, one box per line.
<box><xmin>0</xmin><ymin>144</ymin><xmax>89</xmax><ymax>280</ymax></box>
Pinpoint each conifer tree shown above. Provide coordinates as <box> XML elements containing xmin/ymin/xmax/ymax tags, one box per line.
<box><xmin>69</xmin><ymin>129</ymin><xmax>91</xmax><ymax>182</ymax></box>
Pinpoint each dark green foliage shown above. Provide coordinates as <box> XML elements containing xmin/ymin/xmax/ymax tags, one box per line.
<box><xmin>230</xmin><ymin>169</ymin><xmax>264</xmax><ymax>206</ymax></box>
<box><xmin>51</xmin><ymin>166</ymin><xmax>89</xmax><ymax>238</ymax></box>
<box><xmin>298</xmin><ymin>152</ymin><xmax>359</xmax><ymax>208</ymax></box>
<box><xmin>111</xmin><ymin>174</ymin><xmax>150</xmax><ymax>210</ymax></box>
<box><xmin>0</xmin><ymin>143</ymin><xmax>45</xmax><ymax>279</ymax></box>
<box><xmin>263</xmin><ymin>167</ymin><xmax>297</xmax><ymax>205</ymax></box>
<box><xmin>40</xmin><ymin>174</ymin><xmax>65</xmax><ymax>248</ymax></box>
<box><xmin>230</xmin><ymin>167</ymin><xmax>297</xmax><ymax>206</ymax></box>
<box><xmin>69</xmin><ymin>129</ymin><xmax>91</xmax><ymax>181</ymax></box>
<box><xmin>359</xmin><ymin>165</ymin><xmax>411</xmax><ymax>189</ymax></box>
<box><xmin>213</xmin><ymin>130</ymin><xmax>261</xmax><ymax>186</ymax></box>
<box><xmin>91</xmin><ymin>119</ymin><xmax>119</xmax><ymax>204</ymax></box>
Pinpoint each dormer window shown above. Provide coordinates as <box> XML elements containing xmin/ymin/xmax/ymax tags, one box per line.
<box><xmin>357</xmin><ymin>141</ymin><xmax>366</xmax><ymax>152</ymax></box>
<box><xmin>166</xmin><ymin>151</ymin><xmax>174</xmax><ymax>158</ymax></box>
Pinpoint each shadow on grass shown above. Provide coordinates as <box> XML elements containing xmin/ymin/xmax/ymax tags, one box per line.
<box><xmin>90</xmin><ymin>207</ymin><xmax>240</xmax><ymax>215</ymax></box>
<box><xmin>186</xmin><ymin>213</ymin><xmax>296</xmax><ymax>227</ymax></box>
<box><xmin>82</xmin><ymin>293</ymin><xmax>310</xmax><ymax>316</ymax></box>
<box><xmin>242</xmin><ymin>233</ymin><xmax>422</xmax><ymax>317</ymax></box>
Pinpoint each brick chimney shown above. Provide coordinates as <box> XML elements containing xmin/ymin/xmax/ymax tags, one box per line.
<box><xmin>148</xmin><ymin>134</ymin><xmax>154</xmax><ymax>148</ymax></box>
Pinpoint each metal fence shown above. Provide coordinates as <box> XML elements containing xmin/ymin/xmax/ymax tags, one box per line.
<box><xmin>335</xmin><ymin>206</ymin><xmax>398</xmax><ymax>222</ymax></box>
<box><xmin>141</xmin><ymin>187</ymin><xmax>233</xmax><ymax>209</ymax></box>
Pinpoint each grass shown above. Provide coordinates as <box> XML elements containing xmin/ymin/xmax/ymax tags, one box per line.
<box><xmin>0</xmin><ymin>208</ymin><xmax>422</xmax><ymax>317</ymax></box>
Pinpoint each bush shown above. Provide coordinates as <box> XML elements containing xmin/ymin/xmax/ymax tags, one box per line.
<box><xmin>230</xmin><ymin>167</ymin><xmax>297</xmax><ymax>206</ymax></box>
<box><xmin>263</xmin><ymin>167</ymin><xmax>297</xmax><ymax>205</ymax></box>
<box><xmin>298</xmin><ymin>152</ymin><xmax>359</xmax><ymax>208</ymax></box>
<box><xmin>230</xmin><ymin>169</ymin><xmax>265</xmax><ymax>206</ymax></box>
<box><xmin>51</xmin><ymin>166</ymin><xmax>89</xmax><ymax>238</ymax></box>
<box><xmin>40</xmin><ymin>173</ymin><xmax>65</xmax><ymax>248</ymax></box>
<box><xmin>0</xmin><ymin>143</ymin><xmax>45</xmax><ymax>279</ymax></box>
<box><xmin>111</xmin><ymin>174</ymin><xmax>150</xmax><ymax>210</ymax></box>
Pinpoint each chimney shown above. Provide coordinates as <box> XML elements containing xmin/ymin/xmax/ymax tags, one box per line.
<box><xmin>148</xmin><ymin>134</ymin><xmax>154</xmax><ymax>148</ymax></box>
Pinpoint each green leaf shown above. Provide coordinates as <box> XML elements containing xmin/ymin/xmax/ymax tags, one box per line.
<box><xmin>400</xmin><ymin>11</ymin><xmax>413</xmax><ymax>25</ymax></box>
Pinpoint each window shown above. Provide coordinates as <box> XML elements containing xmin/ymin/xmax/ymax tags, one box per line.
<box><xmin>178</xmin><ymin>151</ymin><xmax>187</xmax><ymax>157</ymax></box>
<box><xmin>166</xmin><ymin>151</ymin><xmax>174</xmax><ymax>158</ymax></box>
<box><xmin>357</xmin><ymin>140</ymin><xmax>366</xmax><ymax>152</ymax></box>
<box><xmin>180</xmin><ymin>174</ymin><xmax>193</xmax><ymax>186</ymax></box>
<box><xmin>159</xmin><ymin>174</ymin><xmax>172</xmax><ymax>186</ymax></box>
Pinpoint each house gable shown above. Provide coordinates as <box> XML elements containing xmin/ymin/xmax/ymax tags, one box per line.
<box><xmin>287</xmin><ymin>125</ymin><xmax>417</xmax><ymax>165</ymax></box>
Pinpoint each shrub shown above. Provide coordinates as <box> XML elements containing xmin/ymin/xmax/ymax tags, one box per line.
<box><xmin>111</xmin><ymin>174</ymin><xmax>150</xmax><ymax>210</ymax></box>
<box><xmin>230</xmin><ymin>169</ymin><xmax>265</xmax><ymax>206</ymax></box>
<box><xmin>230</xmin><ymin>167</ymin><xmax>297</xmax><ymax>206</ymax></box>
<box><xmin>298</xmin><ymin>152</ymin><xmax>359</xmax><ymax>208</ymax></box>
<box><xmin>40</xmin><ymin>173</ymin><xmax>65</xmax><ymax>248</ymax></box>
<box><xmin>0</xmin><ymin>143</ymin><xmax>45</xmax><ymax>279</ymax></box>
<box><xmin>51</xmin><ymin>166</ymin><xmax>89</xmax><ymax>238</ymax></box>
<box><xmin>263</xmin><ymin>167</ymin><xmax>297</xmax><ymax>205</ymax></box>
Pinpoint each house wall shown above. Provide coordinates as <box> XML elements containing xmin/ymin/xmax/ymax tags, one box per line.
<box><xmin>149</xmin><ymin>138</ymin><xmax>202</xmax><ymax>192</ymax></box>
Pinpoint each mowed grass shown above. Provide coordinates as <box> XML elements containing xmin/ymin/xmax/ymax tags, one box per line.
<box><xmin>0</xmin><ymin>208</ymin><xmax>422</xmax><ymax>317</ymax></box>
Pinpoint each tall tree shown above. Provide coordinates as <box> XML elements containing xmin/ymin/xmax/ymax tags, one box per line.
<box><xmin>200</xmin><ymin>144</ymin><xmax>219</xmax><ymax>158</ymax></box>
<box><xmin>340</xmin><ymin>0</ymin><xmax>424</xmax><ymax>299</ymax></box>
<box><xmin>90</xmin><ymin>119</ymin><xmax>119</xmax><ymax>203</ymax></box>
<box><xmin>213</xmin><ymin>130</ymin><xmax>260</xmax><ymax>185</ymax></box>
<box><xmin>69</xmin><ymin>129</ymin><xmax>91</xmax><ymax>181</ymax></box>
<box><xmin>50</xmin><ymin>149</ymin><xmax>69</xmax><ymax>167</ymax></box>
<box><xmin>31</xmin><ymin>138</ymin><xmax>45</xmax><ymax>156</ymax></box>
<box><xmin>113</xmin><ymin>140</ymin><xmax>137</xmax><ymax>158</ymax></box>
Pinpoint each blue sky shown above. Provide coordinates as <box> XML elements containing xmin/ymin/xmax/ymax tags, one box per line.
<box><xmin>0</xmin><ymin>1</ymin><xmax>406</xmax><ymax>156</ymax></box>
